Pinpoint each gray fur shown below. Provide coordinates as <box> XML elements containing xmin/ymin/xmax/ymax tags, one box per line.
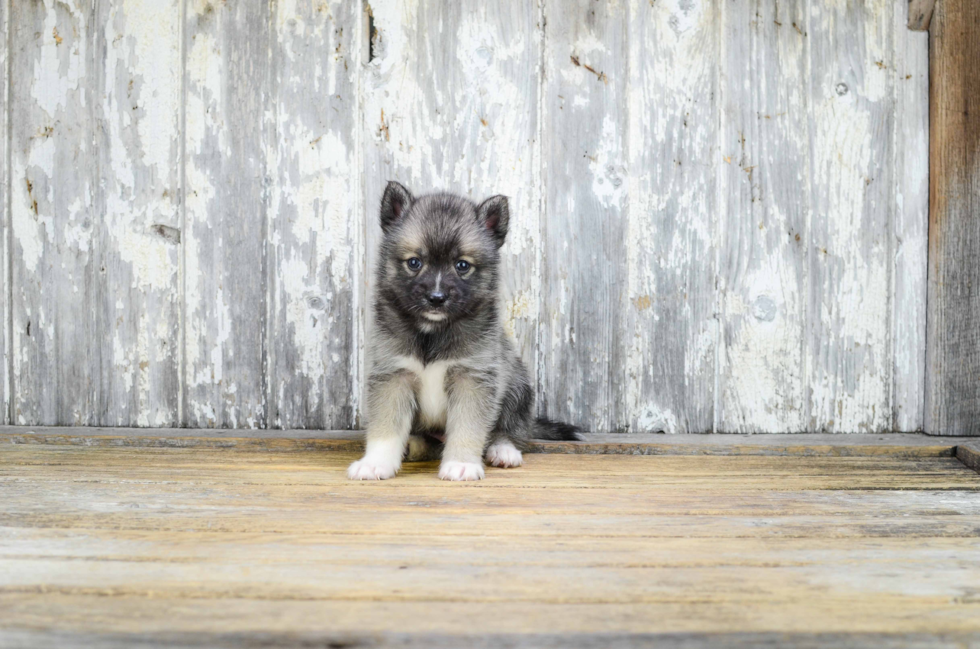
<box><xmin>348</xmin><ymin>182</ymin><xmax>579</xmax><ymax>481</ymax></box>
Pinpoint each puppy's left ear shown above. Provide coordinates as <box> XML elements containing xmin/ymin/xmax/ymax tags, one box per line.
<box><xmin>477</xmin><ymin>195</ymin><xmax>509</xmax><ymax>248</ymax></box>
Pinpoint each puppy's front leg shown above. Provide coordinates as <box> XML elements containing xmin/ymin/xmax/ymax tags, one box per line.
<box><xmin>439</xmin><ymin>369</ymin><xmax>495</xmax><ymax>481</ymax></box>
<box><xmin>348</xmin><ymin>371</ymin><xmax>416</xmax><ymax>480</ymax></box>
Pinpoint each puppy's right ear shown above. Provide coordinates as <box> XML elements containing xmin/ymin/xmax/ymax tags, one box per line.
<box><xmin>380</xmin><ymin>181</ymin><xmax>413</xmax><ymax>234</ymax></box>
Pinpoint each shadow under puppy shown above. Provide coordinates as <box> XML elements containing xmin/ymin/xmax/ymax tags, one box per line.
<box><xmin>348</xmin><ymin>182</ymin><xmax>581</xmax><ymax>481</ymax></box>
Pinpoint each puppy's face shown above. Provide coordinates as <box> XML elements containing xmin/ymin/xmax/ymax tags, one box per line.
<box><xmin>377</xmin><ymin>183</ymin><xmax>510</xmax><ymax>331</ymax></box>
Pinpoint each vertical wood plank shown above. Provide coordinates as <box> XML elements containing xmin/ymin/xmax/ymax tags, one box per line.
<box><xmin>10</xmin><ymin>0</ymin><xmax>183</xmax><ymax>427</ymax></box>
<box><xmin>540</xmin><ymin>0</ymin><xmax>627</xmax><ymax>432</ymax></box>
<box><xmin>0</xmin><ymin>0</ymin><xmax>8</xmax><ymax>425</ymax></box>
<box><xmin>891</xmin><ymin>2</ymin><xmax>928</xmax><ymax>432</ymax></box>
<box><xmin>101</xmin><ymin>0</ymin><xmax>183</xmax><ymax>426</ymax></box>
<box><xmin>183</xmin><ymin>0</ymin><xmax>271</xmax><ymax>428</ymax></box>
<box><xmin>925</xmin><ymin>0</ymin><xmax>980</xmax><ymax>436</ymax></box>
<box><xmin>361</xmin><ymin>0</ymin><xmax>541</xmax><ymax>425</ymax></box>
<box><xmin>716</xmin><ymin>0</ymin><xmax>808</xmax><ymax>433</ymax></box>
<box><xmin>806</xmin><ymin>0</ymin><xmax>893</xmax><ymax>432</ymax></box>
<box><xmin>625</xmin><ymin>0</ymin><xmax>718</xmax><ymax>433</ymax></box>
<box><xmin>9</xmin><ymin>1</ymin><xmax>108</xmax><ymax>425</ymax></box>
<box><xmin>270</xmin><ymin>0</ymin><xmax>359</xmax><ymax>429</ymax></box>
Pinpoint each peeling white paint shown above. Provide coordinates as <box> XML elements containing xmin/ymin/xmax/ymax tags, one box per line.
<box><xmin>624</xmin><ymin>0</ymin><xmax>718</xmax><ymax>433</ymax></box>
<box><xmin>267</xmin><ymin>0</ymin><xmax>361</xmax><ymax>428</ymax></box>
<box><xmin>182</xmin><ymin>0</ymin><xmax>259</xmax><ymax>428</ymax></box>
<box><xmin>287</xmin><ymin>127</ymin><xmax>352</xmax><ymax>282</ymax></box>
<box><xmin>809</xmin><ymin>94</ymin><xmax>889</xmax><ymax>431</ymax></box>
<box><xmin>279</xmin><ymin>256</ymin><xmax>326</xmax><ymax>387</ymax></box>
<box><xmin>11</xmin><ymin>182</ymin><xmax>46</xmax><ymax>274</ymax></box>
<box><xmin>503</xmin><ymin>289</ymin><xmax>533</xmax><ymax>339</ymax></box>
<box><xmin>712</xmin><ymin>0</ymin><xmax>809</xmax><ymax>433</ymax></box>
<box><xmin>589</xmin><ymin>116</ymin><xmax>626</xmax><ymax>209</ymax></box>
<box><xmin>635</xmin><ymin>403</ymin><xmax>680</xmax><ymax>435</ymax></box>
<box><xmin>33</xmin><ymin>4</ymin><xmax>85</xmax><ymax>118</ymax></box>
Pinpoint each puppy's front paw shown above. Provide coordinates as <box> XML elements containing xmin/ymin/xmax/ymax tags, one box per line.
<box><xmin>485</xmin><ymin>441</ymin><xmax>523</xmax><ymax>468</ymax></box>
<box><xmin>438</xmin><ymin>460</ymin><xmax>485</xmax><ymax>481</ymax></box>
<box><xmin>348</xmin><ymin>458</ymin><xmax>399</xmax><ymax>480</ymax></box>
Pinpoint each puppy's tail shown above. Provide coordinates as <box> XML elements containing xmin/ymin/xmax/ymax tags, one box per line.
<box><xmin>532</xmin><ymin>417</ymin><xmax>583</xmax><ymax>441</ymax></box>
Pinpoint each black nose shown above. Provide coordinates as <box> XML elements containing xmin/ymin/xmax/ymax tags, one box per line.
<box><xmin>427</xmin><ymin>291</ymin><xmax>447</xmax><ymax>306</ymax></box>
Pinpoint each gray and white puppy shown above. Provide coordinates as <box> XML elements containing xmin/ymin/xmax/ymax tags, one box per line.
<box><xmin>348</xmin><ymin>181</ymin><xmax>580</xmax><ymax>481</ymax></box>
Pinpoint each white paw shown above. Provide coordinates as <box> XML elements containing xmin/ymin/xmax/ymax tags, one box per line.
<box><xmin>438</xmin><ymin>460</ymin><xmax>485</xmax><ymax>481</ymax></box>
<box><xmin>347</xmin><ymin>457</ymin><xmax>400</xmax><ymax>480</ymax></box>
<box><xmin>485</xmin><ymin>441</ymin><xmax>523</xmax><ymax>468</ymax></box>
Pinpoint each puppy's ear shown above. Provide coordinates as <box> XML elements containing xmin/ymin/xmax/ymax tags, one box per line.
<box><xmin>380</xmin><ymin>181</ymin><xmax>413</xmax><ymax>234</ymax></box>
<box><xmin>477</xmin><ymin>195</ymin><xmax>509</xmax><ymax>248</ymax></box>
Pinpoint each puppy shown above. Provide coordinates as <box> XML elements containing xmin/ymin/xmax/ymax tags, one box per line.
<box><xmin>348</xmin><ymin>182</ymin><xmax>581</xmax><ymax>481</ymax></box>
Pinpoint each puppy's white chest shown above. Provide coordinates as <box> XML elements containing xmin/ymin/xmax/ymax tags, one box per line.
<box><xmin>396</xmin><ymin>357</ymin><xmax>450</xmax><ymax>427</ymax></box>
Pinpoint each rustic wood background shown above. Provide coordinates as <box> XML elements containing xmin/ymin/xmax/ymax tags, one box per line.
<box><xmin>0</xmin><ymin>0</ymin><xmax>929</xmax><ymax>433</ymax></box>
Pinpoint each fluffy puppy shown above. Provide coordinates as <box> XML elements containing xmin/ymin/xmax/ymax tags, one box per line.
<box><xmin>348</xmin><ymin>182</ymin><xmax>580</xmax><ymax>481</ymax></box>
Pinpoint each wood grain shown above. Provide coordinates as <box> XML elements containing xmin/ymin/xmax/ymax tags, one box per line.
<box><xmin>8</xmin><ymin>3</ymin><xmax>165</xmax><ymax>425</ymax></box>
<box><xmin>8</xmin><ymin>1</ymin><xmax>184</xmax><ymax>427</ymax></box>
<box><xmin>268</xmin><ymin>0</ymin><xmax>359</xmax><ymax>429</ymax></box>
<box><xmin>9</xmin><ymin>1</ymin><xmax>111</xmax><ymax>425</ymax></box>
<box><xmin>539</xmin><ymin>0</ymin><xmax>628</xmax><ymax>432</ymax></box>
<box><xmin>183</xmin><ymin>0</ymin><xmax>271</xmax><ymax>428</ymax></box>
<box><xmin>958</xmin><ymin>442</ymin><xmax>980</xmax><ymax>474</ymax></box>
<box><xmin>925</xmin><ymin>0</ymin><xmax>980</xmax><ymax>436</ymax></box>
<box><xmin>100</xmin><ymin>0</ymin><xmax>183</xmax><ymax>426</ymax></box>
<box><xmin>0</xmin><ymin>444</ymin><xmax>978</xmax><ymax>642</ymax></box>
<box><xmin>892</xmin><ymin>1</ymin><xmax>930</xmax><ymax>432</ymax></box>
<box><xmin>624</xmin><ymin>0</ymin><xmax>718</xmax><ymax>434</ymax></box>
<box><xmin>717</xmin><ymin>0</ymin><xmax>807</xmax><ymax>432</ymax></box>
<box><xmin>807</xmin><ymin>0</ymin><xmax>894</xmax><ymax>433</ymax></box>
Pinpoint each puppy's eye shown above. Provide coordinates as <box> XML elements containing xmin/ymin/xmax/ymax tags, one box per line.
<box><xmin>406</xmin><ymin>257</ymin><xmax>423</xmax><ymax>271</ymax></box>
<box><xmin>455</xmin><ymin>260</ymin><xmax>471</xmax><ymax>274</ymax></box>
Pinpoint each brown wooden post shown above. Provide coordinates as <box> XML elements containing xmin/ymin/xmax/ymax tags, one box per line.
<box><xmin>926</xmin><ymin>0</ymin><xmax>980</xmax><ymax>435</ymax></box>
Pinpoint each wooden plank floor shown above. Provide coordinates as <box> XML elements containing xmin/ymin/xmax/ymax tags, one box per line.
<box><xmin>1</xmin><ymin>440</ymin><xmax>980</xmax><ymax>647</ymax></box>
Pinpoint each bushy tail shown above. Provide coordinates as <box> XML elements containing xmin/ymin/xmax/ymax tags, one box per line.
<box><xmin>532</xmin><ymin>417</ymin><xmax>583</xmax><ymax>441</ymax></box>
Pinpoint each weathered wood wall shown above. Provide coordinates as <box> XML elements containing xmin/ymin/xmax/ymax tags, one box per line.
<box><xmin>1</xmin><ymin>0</ymin><xmax>930</xmax><ymax>433</ymax></box>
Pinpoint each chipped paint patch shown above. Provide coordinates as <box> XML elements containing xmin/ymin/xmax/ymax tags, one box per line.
<box><xmin>11</xmin><ymin>177</ymin><xmax>48</xmax><ymax>273</ymax></box>
<box><xmin>279</xmin><ymin>256</ymin><xmax>326</xmax><ymax>387</ymax></box>
<box><xmin>634</xmin><ymin>403</ymin><xmax>680</xmax><ymax>434</ymax></box>
<box><xmin>589</xmin><ymin>116</ymin><xmax>626</xmax><ymax>209</ymax></box>
<box><xmin>503</xmin><ymin>289</ymin><xmax>534</xmax><ymax>339</ymax></box>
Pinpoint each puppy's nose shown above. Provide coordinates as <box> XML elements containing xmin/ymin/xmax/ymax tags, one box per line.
<box><xmin>427</xmin><ymin>291</ymin><xmax>447</xmax><ymax>306</ymax></box>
